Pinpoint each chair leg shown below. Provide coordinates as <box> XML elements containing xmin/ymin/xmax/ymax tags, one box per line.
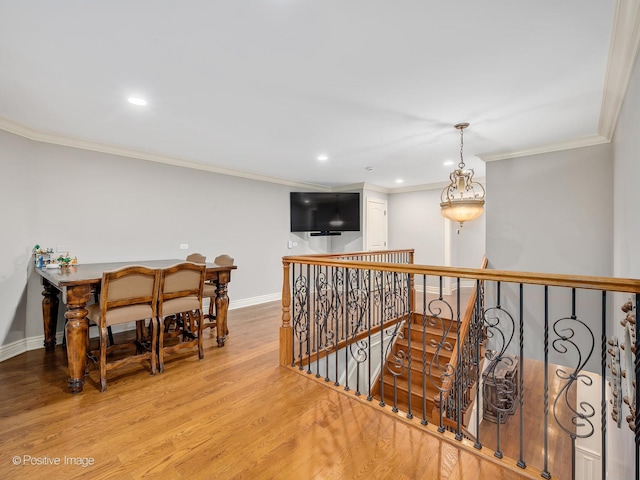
<box><xmin>158</xmin><ymin>317</ymin><xmax>165</xmax><ymax>374</ymax></box>
<box><xmin>150</xmin><ymin>317</ymin><xmax>157</xmax><ymax>375</ymax></box>
<box><xmin>197</xmin><ymin>310</ymin><xmax>204</xmax><ymax>360</ymax></box>
<box><xmin>99</xmin><ymin>326</ymin><xmax>108</xmax><ymax>392</ymax></box>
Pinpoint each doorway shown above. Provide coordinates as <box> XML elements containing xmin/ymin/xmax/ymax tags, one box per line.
<box><xmin>365</xmin><ymin>197</ymin><xmax>388</xmax><ymax>251</ymax></box>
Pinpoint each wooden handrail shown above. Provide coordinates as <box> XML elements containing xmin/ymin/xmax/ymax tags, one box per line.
<box><xmin>285</xmin><ymin>249</ymin><xmax>415</xmax><ymax>260</ymax></box>
<box><xmin>282</xmin><ymin>255</ymin><xmax>640</xmax><ymax>293</ymax></box>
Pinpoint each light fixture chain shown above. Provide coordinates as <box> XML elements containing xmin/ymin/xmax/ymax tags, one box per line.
<box><xmin>458</xmin><ymin>127</ymin><xmax>465</xmax><ymax>170</ymax></box>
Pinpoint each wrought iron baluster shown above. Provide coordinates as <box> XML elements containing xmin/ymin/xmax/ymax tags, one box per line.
<box><xmin>474</xmin><ymin>278</ymin><xmax>482</xmax><ymax>450</ymax></box>
<box><xmin>542</xmin><ymin>286</ymin><xmax>550</xmax><ymax>479</ymax></box>
<box><xmin>291</xmin><ymin>262</ymin><xmax>296</xmax><ymax>366</ymax></box>
<box><xmin>517</xmin><ymin>283</ymin><xmax>525</xmax><ymax>469</ymax></box>
<box><xmin>406</xmin><ymin>271</ymin><xmax>413</xmax><ymax>419</ymax></box>
<box><xmin>552</xmin><ymin>288</ymin><xmax>595</xmax><ymax>480</ymax></box>
<box><xmin>333</xmin><ymin>268</ymin><xmax>343</xmax><ymax>386</ymax></box>
<box><xmin>292</xmin><ymin>263</ymin><xmax>310</xmax><ymax>370</ymax></box>
<box><xmin>318</xmin><ymin>265</ymin><xmax>323</xmax><ymax>377</ymax></box>
<box><xmin>378</xmin><ymin>270</ymin><xmax>386</xmax><ymax>407</ymax></box>
<box><xmin>344</xmin><ymin>267</ymin><xmax>350</xmax><ymax>392</ymax></box>
<box><xmin>428</xmin><ymin>275</ymin><xmax>455</xmax><ymax>433</ymax></box>
<box><xmin>367</xmin><ymin>269</ymin><xmax>373</xmax><ymax>401</ymax></box>
<box><xmin>455</xmin><ymin>278</ymin><xmax>462</xmax><ymax>440</ymax></box>
<box><xmin>601</xmin><ymin>290</ymin><xmax>607</xmax><ymax>480</ymax></box>
<box><xmin>635</xmin><ymin>293</ymin><xmax>639</xmax><ymax>480</ymax></box>
<box><xmin>381</xmin><ymin>271</ymin><xmax>408</xmax><ymax>414</ymax></box>
<box><xmin>306</xmin><ymin>264</ymin><xmax>311</xmax><ymax>373</ymax></box>
<box><xmin>483</xmin><ymin>281</ymin><xmax>517</xmax><ymax>460</ymax></box>
<box><xmin>421</xmin><ymin>274</ymin><xmax>429</xmax><ymax>426</ymax></box>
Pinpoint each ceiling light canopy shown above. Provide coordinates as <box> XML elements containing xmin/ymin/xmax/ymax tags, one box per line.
<box><xmin>440</xmin><ymin>123</ymin><xmax>485</xmax><ymax>228</ymax></box>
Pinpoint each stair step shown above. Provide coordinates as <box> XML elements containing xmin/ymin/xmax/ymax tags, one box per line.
<box><xmin>381</xmin><ymin>362</ymin><xmax>451</xmax><ymax>391</ymax></box>
<box><xmin>410</xmin><ymin>312</ymin><xmax>461</xmax><ymax>331</ymax></box>
<box><xmin>404</xmin><ymin>322</ymin><xmax>459</xmax><ymax>343</ymax></box>
<box><xmin>393</xmin><ymin>338</ymin><xmax>454</xmax><ymax>363</ymax></box>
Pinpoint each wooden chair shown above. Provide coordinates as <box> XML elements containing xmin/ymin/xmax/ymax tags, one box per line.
<box><xmin>86</xmin><ymin>265</ymin><xmax>160</xmax><ymax>392</ymax></box>
<box><xmin>157</xmin><ymin>262</ymin><xmax>206</xmax><ymax>372</ymax></box>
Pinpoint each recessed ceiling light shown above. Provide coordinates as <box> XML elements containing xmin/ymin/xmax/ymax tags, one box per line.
<box><xmin>443</xmin><ymin>160</ymin><xmax>454</xmax><ymax>166</ymax></box>
<box><xmin>128</xmin><ymin>97</ymin><xmax>148</xmax><ymax>106</ymax></box>
<box><xmin>317</xmin><ymin>154</ymin><xmax>329</xmax><ymax>161</ymax></box>
<box><xmin>395</xmin><ymin>178</ymin><xmax>404</xmax><ymax>184</ymax></box>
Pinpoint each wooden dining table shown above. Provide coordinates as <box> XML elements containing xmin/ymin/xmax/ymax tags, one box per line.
<box><xmin>35</xmin><ymin>259</ymin><xmax>236</xmax><ymax>393</ymax></box>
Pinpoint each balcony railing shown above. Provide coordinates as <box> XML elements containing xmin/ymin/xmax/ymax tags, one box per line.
<box><xmin>280</xmin><ymin>250</ymin><xmax>640</xmax><ymax>480</ymax></box>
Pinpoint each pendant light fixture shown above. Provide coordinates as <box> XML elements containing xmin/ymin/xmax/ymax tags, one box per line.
<box><xmin>440</xmin><ymin>122</ymin><xmax>485</xmax><ymax>228</ymax></box>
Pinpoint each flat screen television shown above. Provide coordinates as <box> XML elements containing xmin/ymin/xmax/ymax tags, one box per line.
<box><xmin>290</xmin><ymin>192</ymin><xmax>360</xmax><ymax>235</ymax></box>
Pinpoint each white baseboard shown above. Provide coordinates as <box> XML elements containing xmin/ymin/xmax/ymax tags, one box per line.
<box><xmin>415</xmin><ymin>281</ymin><xmax>475</xmax><ymax>296</ymax></box>
<box><xmin>0</xmin><ymin>339</ymin><xmax>30</xmax><ymax>363</ymax></box>
<box><xmin>0</xmin><ymin>292</ymin><xmax>282</xmax><ymax>362</ymax></box>
<box><xmin>203</xmin><ymin>292</ymin><xmax>281</xmax><ymax>311</ymax></box>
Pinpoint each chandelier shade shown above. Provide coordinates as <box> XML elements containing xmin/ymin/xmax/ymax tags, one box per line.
<box><xmin>440</xmin><ymin>123</ymin><xmax>485</xmax><ymax>228</ymax></box>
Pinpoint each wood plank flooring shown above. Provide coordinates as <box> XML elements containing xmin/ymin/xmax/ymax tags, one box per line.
<box><xmin>1</xmin><ymin>301</ymin><xmax>535</xmax><ymax>480</ymax></box>
<box><xmin>478</xmin><ymin>360</ymin><xmax>574</xmax><ymax>480</ymax></box>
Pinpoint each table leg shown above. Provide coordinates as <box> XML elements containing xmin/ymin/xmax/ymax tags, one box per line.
<box><xmin>64</xmin><ymin>285</ymin><xmax>92</xmax><ymax>393</ymax></box>
<box><xmin>215</xmin><ymin>280</ymin><xmax>230</xmax><ymax>347</ymax></box>
<box><xmin>41</xmin><ymin>280</ymin><xmax>60</xmax><ymax>351</ymax></box>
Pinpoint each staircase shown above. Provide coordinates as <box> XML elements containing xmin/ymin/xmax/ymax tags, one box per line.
<box><xmin>373</xmin><ymin>312</ymin><xmax>461</xmax><ymax>422</ymax></box>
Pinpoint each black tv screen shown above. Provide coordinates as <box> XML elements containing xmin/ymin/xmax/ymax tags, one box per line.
<box><xmin>290</xmin><ymin>192</ymin><xmax>360</xmax><ymax>234</ymax></box>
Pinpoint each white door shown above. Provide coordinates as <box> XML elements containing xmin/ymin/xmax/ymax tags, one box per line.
<box><xmin>365</xmin><ymin>198</ymin><xmax>388</xmax><ymax>251</ymax></box>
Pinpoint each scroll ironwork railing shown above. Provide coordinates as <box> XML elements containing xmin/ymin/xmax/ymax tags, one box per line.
<box><xmin>280</xmin><ymin>251</ymin><xmax>640</xmax><ymax>480</ymax></box>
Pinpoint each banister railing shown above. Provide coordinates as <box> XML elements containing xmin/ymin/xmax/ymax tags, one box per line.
<box><xmin>280</xmin><ymin>250</ymin><xmax>640</xmax><ymax>480</ymax></box>
<box><xmin>438</xmin><ymin>256</ymin><xmax>488</xmax><ymax>436</ymax></box>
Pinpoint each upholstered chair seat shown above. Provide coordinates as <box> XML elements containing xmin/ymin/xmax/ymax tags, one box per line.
<box><xmin>87</xmin><ymin>303</ymin><xmax>153</xmax><ymax>326</ymax></box>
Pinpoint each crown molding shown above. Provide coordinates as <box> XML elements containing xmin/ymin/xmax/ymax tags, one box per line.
<box><xmin>479</xmin><ymin>134</ymin><xmax>610</xmax><ymax>163</ymax></box>
<box><xmin>387</xmin><ymin>177</ymin><xmax>486</xmax><ymax>194</ymax></box>
<box><xmin>331</xmin><ymin>182</ymin><xmax>392</xmax><ymax>194</ymax></box>
<box><xmin>479</xmin><ymin>0</ymin><xmax>640</xmax><ymax>162</ymax></box>
<box><xmin>0</xmin><ymin>116</ymin><xmax>330</xmax><ymax>191</ymax></box>
<box><xmin>599</xmin><ymin>0</ymin><xmax>640</xmax><ymax>140</ymax></box>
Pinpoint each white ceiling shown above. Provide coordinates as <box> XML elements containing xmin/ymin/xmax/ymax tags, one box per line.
<box><xmin>0</xmin><ymin>1</ymin><xmax>630</xmax><ymax>190</ymax></box>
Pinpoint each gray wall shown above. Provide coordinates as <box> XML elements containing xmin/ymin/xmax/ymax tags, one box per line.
<box><xmin>485</xmin><ymin>143</ymin><xmax>613</xmax><ymax>373</ymax></box>
<box><xmin>486</xmin><ymin>142</ymin><xmax>613</xmax><ymax>276</ymax></box>
<box><xmin>0</xmin><ymin>129</ymin><xmax>344</xmax><ymax>348</ymax></box>
<box><xmin>610</xmin><ymin>46</ymin><xmax>640</xmax><ymax>480</ymax></box>
<box><xmin>388</xmin><ymin>188</ymin><xmax>446</xmax><ymax>266</ymax></box>
<box><xmin>387</xmin><ymin>186</ymin><xmax>486</xmax><ymax>291</ymax></box>
<box><xmin>0</xmin><ymin>132</ymin><xmax>33</xmax><ymax>346</ymax></box>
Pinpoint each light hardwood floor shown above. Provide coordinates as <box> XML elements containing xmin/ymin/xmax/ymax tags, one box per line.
<box><xmin>0</xmin><ymin>301</ymin><xmax>536</xmax><ymax>480</ymax></box>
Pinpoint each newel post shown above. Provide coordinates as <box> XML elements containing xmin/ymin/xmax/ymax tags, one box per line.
<box><xmin>279</xmin><ymin>259</ymin><xmax>293</xmax><ymax>366</ymax></box>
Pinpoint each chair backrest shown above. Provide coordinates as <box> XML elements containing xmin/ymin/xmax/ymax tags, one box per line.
<box><xmin>158</xmin><ymin>262</ymin><xmax>206</xmax><ymax>317</ymax></box>
<box><xmin>213</xmin><ymin>254</ymin><xmax>234</xmax><ymax>266</ymax></box>
<box><xmin>99</xmin><ymin>265</ymin><xmax>160</xmax><ymax>327</ymax></box>
<box><xmin>186</xmin><ymin>252</ymin><xmax>206</xmax><ymax>264</ymax></box>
